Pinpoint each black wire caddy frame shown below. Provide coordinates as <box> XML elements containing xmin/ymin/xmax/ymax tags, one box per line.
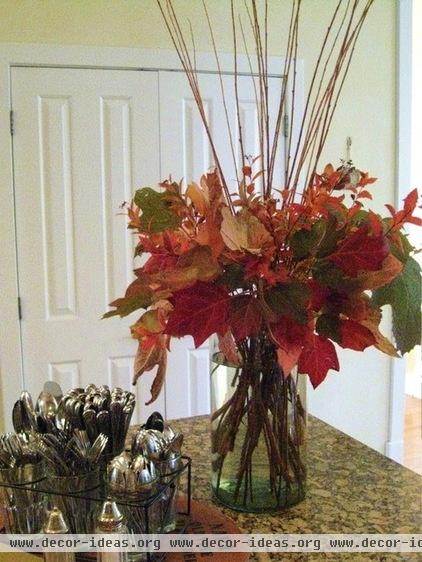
<box><xmin>0</xmin><ymin>455</ymin><xmax>192</xmax><ymax>562</ymax></box>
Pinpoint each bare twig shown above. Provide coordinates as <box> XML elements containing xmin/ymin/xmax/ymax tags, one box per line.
<box><xmin>231</xmin><ymin>0</ymin><xmax>245</xmax><ymax>173</ymax></box>
<box><xmin>156</xmin><ymin>0</ymin><xmax>375</xmax><ymax>213</ymax></box>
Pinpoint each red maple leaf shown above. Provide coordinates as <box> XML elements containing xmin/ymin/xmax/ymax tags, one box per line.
<box><xmin>271</xmin><ymin>317</ymin><xmax>311</xmax><ymax>377</ymax></box>
<box><xmin>165</xmin><ymin>282</ymin><xmax>230</xmax><ymax>347</ymax></box>
<box><xmin>272</xmin><ymin>316</ymin><xmax>310</xmax><ymax>347</ymax></box>
<box><xmin>308</xmin><ymin>280</ymin><xmax>330</xmax><ymax>312</ymax></box>
<box><xmin>229</xmin><ymin>295</ymin><xmax>263</xmax><ymax>342</ymax></box>
<box><xmin>328</xmin><ymin>227</ymin><xmax>389</xmax><ymax>277</ymax></box>
<box><xmin>277</xmin><ymin>346</ymin><xmax>302</xmax><ymax>378</ymax></box>
<box><xmin>298</xmin><ymin>334</ymin><xmax>339</xmax><ymax>388</ymax></box>
<box><xmin>339</xmin><ymin>319</ymin><xmax>376</xmax><ymax>351</ymax></box>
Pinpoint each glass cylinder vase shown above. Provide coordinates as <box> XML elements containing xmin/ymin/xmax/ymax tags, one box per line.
<box><xmin>210</xmin><ymin>334</ymin><xmax>307</xmax><ymax>512</ymax></box>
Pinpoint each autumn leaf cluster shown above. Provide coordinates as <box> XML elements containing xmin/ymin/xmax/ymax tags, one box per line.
<box><xmin>105</xmin><ymin>163</ymin><xmax>421</xmax><ymax>403</ymax></box>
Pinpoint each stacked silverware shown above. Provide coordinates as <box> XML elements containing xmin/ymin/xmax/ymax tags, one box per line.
<box><xmin>129</xmin><ymin>412</ymin><xmax>184</xmax><ymax>532</ymax></box>
<box><xmin>107</xmin><ymin>450</ymin><xmax>158</xmax><ymax>535</ymax></box>
<box><xmin>108</xmin><ymin>451</ymin><xmax>157</xmax><ymax>496</ymax></box>
<box><xmin>131</xmin><ymin>411</ymin><xmax>184</xmax><ymax>463</ymax></box>
<box><xmin>11</xmin><ymin>384</ymin><xmax>136</xmax><ymax>462</ymax></box>
<box><xmin>6</xmin><ymin>383</ymin><xmax>135</xmax><ymax>534</ymax></box>
<box><xmin>35</xmin><ymin>430</ymin><xmax>108</xmax><ymax>476</ymax></box>
<box><xmin>60</xmin><ymin>385</ymin><xmax>135</xmax><ymax>456</ymax></box>
<box><xmin>0</xmin><ymin>432</ymin><xmax>45</xmax><ymax>533</ymax></box>
<box><xmin>0</xmin><ymin>433</ymin><xmax>41</xmax><ymax>469</ymax></box>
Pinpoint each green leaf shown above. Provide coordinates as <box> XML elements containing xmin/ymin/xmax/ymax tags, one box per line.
<box><xmin>103</xmin><ymin>293</ymin><xmax>152</xmax><ymax>319</ymax></box>
<box><xmin>315</xmin><ymin>215</ymin><xmax>345</xmax><ymax>258</ymax></box>
<box><xmin>216</xmin><ymin>264</ymin><xmax>247</xmax><ymax>290</ymax></box>
<box><xmin>265</xmin><ymin>281</ymin><xmax>310</xmax><ymax>324</ymax></box>
<box><xmin>389</xmin><ymin>232</ymin><xmax>414</xmax><ymax>264</ymax></box>
<box><xmin>290</xmin><ymin>221</ymin><xmax>326</xmax><ymax>259</ymax></box>
<box><xmin>316</xmin><ymin>314</ymin><xmax>340</xmax><ymax>343</ymax></box>
<box><xmin>350</xmin><ymin>210</ymin><xmax>369</xmax><ymax>226</ymax></box>
<box><xmin>313</xmin><ymin>264</ymin><xmax>345</xmax><ymax>289</ymax></box>
<box><xmin>134</xmin><ymin>187</ymin><xmax>181</xmax><ymax>233</ymax></box>
<box><xmin>371</xmin><ymin>256</ymin><xmax>421</xmax><ymax>354</ymax></box>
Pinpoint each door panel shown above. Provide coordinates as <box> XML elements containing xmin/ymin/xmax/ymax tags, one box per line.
<box><xmin>12</xmin><ymin>67</ymin><xmax>163</xmax><ymax>423</ymax></box>
<box><xmin>160</xmin><ymin>72</ymin><xmax>286</xmax><ymax>193</ymax></box>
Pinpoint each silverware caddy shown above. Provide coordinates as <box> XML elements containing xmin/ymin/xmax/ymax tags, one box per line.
<box><xmin>0</xmin><ymin>388</ymin><xmax>192</xmax><ymax>562</ymax></box>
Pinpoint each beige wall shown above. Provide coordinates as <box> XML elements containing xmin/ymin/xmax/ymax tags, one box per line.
<box><xmin>0</xmin><ymin>0</ymin><xmax>398</xmax><ymax>452</ymax></box>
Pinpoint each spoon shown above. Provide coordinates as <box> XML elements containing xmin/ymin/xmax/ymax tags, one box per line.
<box><xmin>36</xmin><ymin>391</ymin><xmax>58</xmax><ymax>420</ymax></box>
<box><xmin>83</xmin><ymin>408</ymin><xmax>98</xmax><ymax>444</ymax></box>
<box><xmin>43</xmin><ymin>381</ymin><xmax>63</xmax><ymax>402</ymax></box>
<box><xmin>12</xmin><ymin>400</ymin><xmax>26</xmax><ymax>434</ymax></box>
<box><xmin>20</xmin><ymin>391</ymin><xmax>37</xmax><ymax>431</ymax></box>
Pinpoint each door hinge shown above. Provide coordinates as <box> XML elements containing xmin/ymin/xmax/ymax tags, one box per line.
<box><xmin>17</xmin><ymin>296</ymin><xmax>22</xmax><ymax>320</ymax></box>
<box><xmin>9</xmin><ymin>110</ymin><xmax>14</xmax><ymax>136</ymax></box>
<box><xmin>283</xmin><ymin>114</ymin><xmax>289</xmax><ymax>138</ymax></box>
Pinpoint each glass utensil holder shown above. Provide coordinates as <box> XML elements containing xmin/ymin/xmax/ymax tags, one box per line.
<box><xmin>46</xmin><ymin>469</ymin><xmax>101</xmax><ymax>534</ymax></box>
<box><xmin>0</xmin><ymin>456</ymin><xmax>192</xmax><ymax>562</ymax></box>
<box><xmin>0</xmin><ymin>461</ymin><xmax>45</xmax><ymax>533</ymax></box>
<box><xmin>155</xmin><ymin>455</ymin><xmax>182</xmax><ymax>533</ymax></box>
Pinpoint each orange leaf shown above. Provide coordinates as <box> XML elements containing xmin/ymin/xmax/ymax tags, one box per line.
<box><xmin>218</xmin><ymin>331</ymin><xmax>241</xmax><ymax>366</ymax></box>
<box><xmin>143</xmin><ymin>245</ymin><xmax>221</xmax><ymax>291</ymax></box>
<box><xmin>145</xmin><ymin>351</ymin><xmax>167</xmax><ymax>405</ymax></box>
<box><xmin>186</xmin><ymin>182</ymin><xmax>208</xmax><ymax>215</ymax></box>
<box><xmin>368</xmin><ymin>210</ymin><xmax>383</xmax><ymax>236</ymax></box>
<box><xmin>323</xmin><ymin>163</ymin><xmax>335</xmax><ymax>176</ymax></box>
<box><xmin>133</xmin><ymin>342</ymin><xmax>163</xmax><ymax>385</ymax></box>
<box><xmin>357</xmin><ymin>190</ymin><xmax>372</xmax><ymax>199</ymax></box>
<box><xmin>242</xmin><ymin>165</ymin><xmax>252</xmax><ymax>177</ymax></box>
<box><xmin>354</xmin><ymin>254</ymin><xmax>403</xmax><ymax>290</ymax></box>
<box><xmin>196</xmin><ymin>218</ymin><xmax>225</xmax><ymax>257</ymax></box>
<box><xmin>277</xmin><ymin>345</ymin><xmax>302</xmax><ymax>378</ymax></box>
<box><xmin>360</xmin><ymin>309</ymin><xmax>399</xmax><ymax>357</ymax></box>
<box><xmin>403</xmin><ymin>188</ymin><xmax>418</xmax><ymax>212</ymax></box>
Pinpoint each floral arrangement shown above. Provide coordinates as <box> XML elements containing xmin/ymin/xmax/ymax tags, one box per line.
<box><xmin>105</xmin><ymin>0</ymin><xmax>421</xmax><ymax>401</ymax></box>
<box><xmin>105</xmin><ymin>165</ymin><xmax>421</xmax><ymax>400</ymax></box>
<box><xmin>105</xmin><ymin>0</ymin><xmax>421</xmax><ymax>510</ymax></box>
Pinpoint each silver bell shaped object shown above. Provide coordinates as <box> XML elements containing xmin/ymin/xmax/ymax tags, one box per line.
<box><xmin>43</xmin><ymin>507</ymin><xmax>75</xmax><ymax>562</ymax></box>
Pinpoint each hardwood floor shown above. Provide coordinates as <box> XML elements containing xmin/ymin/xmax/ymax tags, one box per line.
<box><xmin>403</xmin><ymin>394</ymin><xmax>422</xmax><ymax>475</ymax></box>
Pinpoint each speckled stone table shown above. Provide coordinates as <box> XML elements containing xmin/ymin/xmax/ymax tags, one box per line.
<box><xmin>172</xmin><ymin>415</ymin><xmax>421</xmax><ymax>562</ymax></box>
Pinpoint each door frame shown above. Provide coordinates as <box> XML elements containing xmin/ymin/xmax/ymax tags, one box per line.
<box><xmin>0</xmin><ymin>43</ymin><xmax>293</xmax><ymax>429</ymax></box>
<box><xmin>385</xmin><ymin>0</ymin><xmax>414</xmax><ymax>463</ymax></box>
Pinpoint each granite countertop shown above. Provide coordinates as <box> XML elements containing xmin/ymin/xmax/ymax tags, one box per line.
<box><xmin>172</xmin><ymin>415</ymin><xmax>421</xmax><ymax>562</ymax></box>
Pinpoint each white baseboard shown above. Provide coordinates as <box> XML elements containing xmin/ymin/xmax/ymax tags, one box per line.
<box><xmin>385</xmin><ymin>440</ymin><xmax>404</xmax><ymax>463</ymax></box>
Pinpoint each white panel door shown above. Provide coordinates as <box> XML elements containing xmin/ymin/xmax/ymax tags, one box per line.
<box><xmin>11</xmin><ymin>67</ymin><xmax>164</xmax><ymax>423</ymax></box>
<box><xmin>159</xmin><ymin>71</ymin><xmax>287</xmax><ymax>419</ymax></box>
<box><xmin>11</xmin><ymin>67</ymin><xmax>288</xmax><ymax>425</ymax></box>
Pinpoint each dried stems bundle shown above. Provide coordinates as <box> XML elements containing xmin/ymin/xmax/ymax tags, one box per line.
<box><xmin>211</xmin><ymin>335</ymin><xmax>306</xmax><ymax>509</ymax></box>
<box><xmin>156</xmin><ymin>0</ymin><xmax>375</xmax><ymax>207</ymax></box>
